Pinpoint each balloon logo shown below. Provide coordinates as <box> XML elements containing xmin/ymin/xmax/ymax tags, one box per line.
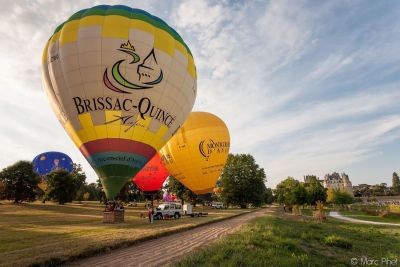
<box><xmin>103</xmin><ymin>40</ymin><xmax>163</xmax><ymax>93</ymax></box>
<box><xmin>42</xmin><ymin>5</ymin><xmax>197</xmax><ymax>199</ymax></box>
<box><xmin>160</xmin><ymin>112</ymin><xmax>230</xmax><ymax>194</ymax></box>
<box><xmin>132</xmin><ymin>154</ymin><xmax>169</xmax><ymax>192</ymax></box>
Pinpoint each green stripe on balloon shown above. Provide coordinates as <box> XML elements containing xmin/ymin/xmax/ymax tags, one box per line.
<box><xmin>96</xmin><ymin>164</ymin><xmax>140</xmax><ymax>199</ymax></box>
<box><xmin>50</xmin><ymin>6</ymin><xmax>192</xmax><ymax>56</ymax></box>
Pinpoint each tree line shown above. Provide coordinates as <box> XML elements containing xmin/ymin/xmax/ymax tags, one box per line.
<box><xmin>0</xmin><ymin>154</ymin><xmax>274</xmax><ymax>208</ymax></box>
<box><xmin>353</xmin><ymin>172</ymin><xmax>400</xmax><ymax>197</ymax></box>
<box><xmin>274</xmin><ymin>176</ymin><xmax>354</xmax><ymax>207</ymax></box>
<box><xmin>0</xmin><ymin>160</ymin><xmax>103</xmax><ymax>204</ymax></box>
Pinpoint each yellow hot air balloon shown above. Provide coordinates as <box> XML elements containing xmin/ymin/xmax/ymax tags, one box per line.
<box><xmin>42</xmin><ymin>5</ymin><xmax>197</xmax><ymax>199</ymax></box>
<box><xmin>160</xmin><ymin>112</ymin><xmax>230</xmax><ymax>194</ymax></box>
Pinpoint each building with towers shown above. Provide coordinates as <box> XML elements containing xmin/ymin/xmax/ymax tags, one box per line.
<box><xmin>323</xmin><ymin>172</ymin><xmax>353</xmax><ymax>196</ymax></box>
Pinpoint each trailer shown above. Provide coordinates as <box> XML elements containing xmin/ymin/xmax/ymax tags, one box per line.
<box><xmin>183</xmin><ymin>204</ymin><xmax>208</xmax><ymax>217</ymax></box>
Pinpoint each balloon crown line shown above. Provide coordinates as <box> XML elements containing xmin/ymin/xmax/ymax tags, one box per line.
<box><xmin>120</xmin><ymin>40</ymin><xmax>135</xmax><ymax>51</ymax></box>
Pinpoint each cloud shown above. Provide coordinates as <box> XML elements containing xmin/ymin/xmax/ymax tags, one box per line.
<box><xmin>0</xmin><ymin>0</ymin><xmax>400</xmax><ymax>189</ymax></box>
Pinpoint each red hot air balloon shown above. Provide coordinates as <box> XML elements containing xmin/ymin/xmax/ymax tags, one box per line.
<box><xmin>132</xmin><ymin>154</ymin><xmax>169</xmax><ymax>192</ymax></box>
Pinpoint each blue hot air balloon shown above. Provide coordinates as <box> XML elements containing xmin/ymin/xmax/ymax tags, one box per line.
<box><xmin>32</xmin><ymin>151</ymin><xmax>73</xmax><ymax>176</ymax></box>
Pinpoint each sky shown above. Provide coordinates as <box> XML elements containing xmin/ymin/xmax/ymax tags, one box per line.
<box><xmin>0</xmin><ymin>0</ymin><xmax>399</xmax><ymax>188</ymax></box>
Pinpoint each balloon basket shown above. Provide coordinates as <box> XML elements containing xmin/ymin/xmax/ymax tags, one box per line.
<box><xmin>103</xmin><ymin>210</ymin><xmax>125</xmax><ymax>223</ymax></box>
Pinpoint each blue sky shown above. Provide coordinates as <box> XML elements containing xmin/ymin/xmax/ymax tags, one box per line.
<box><xmin>0</xmin><ymin>0</ymin><xmax>399</xmax><ymax>187</ymax></box>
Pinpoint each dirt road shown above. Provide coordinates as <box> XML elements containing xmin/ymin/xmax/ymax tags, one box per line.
<box><xmin>68</xmin><ymin>208</ymin><xmax>270</xmax><ymax>267</ymax></box>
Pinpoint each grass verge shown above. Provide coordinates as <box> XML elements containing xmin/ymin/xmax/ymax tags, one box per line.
<box><xmin>340</xmin><ymin>210</ymin><xmax>400</xmax><ymax>224</ymax></box>
<box><xmin>0</xmin><ymin>201</ymin><xmax>251</xmax><ymax>267</ymax></box>
<box><xmin>174</xmin><ymin>210</ymin><xmax>400</xmax><ymax>267</ymax></box>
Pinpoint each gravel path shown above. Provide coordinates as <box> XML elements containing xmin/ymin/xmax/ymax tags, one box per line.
<box><xmin>67</xmin><ymin>208</ymin><xmax>270</xmax><ymax>267</ymax></box>
<box><xmin>329</xmin><ymin>211</ymin><xmax>400</xmax><ymax>226</ymax></box>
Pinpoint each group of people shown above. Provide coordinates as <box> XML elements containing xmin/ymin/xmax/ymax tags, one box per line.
<box><xmin>104</xmin><ymin>201</ymin><xmax>125</xmax><ymax>212</ymax></box>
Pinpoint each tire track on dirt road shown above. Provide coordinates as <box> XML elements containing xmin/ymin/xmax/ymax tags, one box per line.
<box><xmin>68</xmin><ymin>208</ymin><xmax>270</xmax><ymax>267</ymax></box>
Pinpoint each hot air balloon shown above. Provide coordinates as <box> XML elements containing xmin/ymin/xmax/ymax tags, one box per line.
<box><xmin>42</xmin><ymin>5</ymin><xmax>197</xmax><ymax>199</ymax></box>
<box><xmin>32</xmin><ymin>151</ymin><xmax>73</xmax><ymax>177</ymax></box>
<box><xmin>132</xmin><ymin>154</ymin><xmax>169</xmax><ymax>192</ymax></box>
<box><xmin>159</xmin><ymin>112</ymin><xmax>230</xmax><ymax>194</ymax></box>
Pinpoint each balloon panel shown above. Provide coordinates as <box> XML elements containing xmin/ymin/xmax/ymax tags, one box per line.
<box><xmin>160</xmin><ymin>112</ymin><xmax>230</xmax><ymax>194</ymax></box>
<box><xmin>42</xmin><ymin>5</ymin><xmax>197</xmax><ymax>199</ymax></box>
<box><xmin>32</xmin><ymin>151</ymin><xmax>73</xmax><ymax>176</ymax></box>
<box><xmin>132</xmin><ymin>154</ymin><xmax>169</xmax><ymax>192</ymax></box>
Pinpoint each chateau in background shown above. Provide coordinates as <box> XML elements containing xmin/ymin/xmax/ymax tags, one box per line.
<box><xmin>323</xmin><ymin>172</ymin><xmax>353</xmax><ymax>196</ymax></box>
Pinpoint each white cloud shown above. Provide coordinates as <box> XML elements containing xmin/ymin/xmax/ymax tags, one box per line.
<box><xmin>1</xmin><ymin>0</ymin><xmax>400</xmax><ymax>189</ymax></box>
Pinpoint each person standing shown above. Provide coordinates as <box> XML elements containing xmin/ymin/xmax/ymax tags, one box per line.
<box><xmin>148</xmin><ymin>206</ymin><xmax>154</xmax><ymax>223</ymax></box>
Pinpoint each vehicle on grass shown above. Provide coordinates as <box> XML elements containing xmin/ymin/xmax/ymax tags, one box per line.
<box><xmin>183</xmin><ymin>204</ymin><xmax>208</xmax><ymax>217</ymax></box>
<box><xmin>154</xmin><ymin>202</ymin><xmax>183</xmax><ymax>219</ymax></box>
<box><xmin>211</xmin><ymin>202</ymin><xmax>224</xmax><ymax>209</ymax></box>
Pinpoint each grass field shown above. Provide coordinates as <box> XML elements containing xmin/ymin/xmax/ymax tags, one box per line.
<box><xmin>339</xmin><ymin>210</ymin><xmax>400</xmax><ymax>224</ymax></box>
<box><xmin>0</xmin><ymin>201</ymin><xmax>248</xmax><ymax>267</ymax></box>
<box><xmin>174</xmin><ymin>210</ymin><xmax>400</xmax><ymax>267</ymax></box>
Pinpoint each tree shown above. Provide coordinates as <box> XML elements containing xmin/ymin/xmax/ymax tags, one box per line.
<box><xmin>71</xmin><ymin>164</ymin><xmax>87</xmax><ymax>200</ymax></box>
<box><xmin>96</xmin><ymin>179</ymin><xmax>107</xmax><ymax>204</ymax></box>
<box><xmin>304</xmin><ymin>176</ymin><xmax>327</xmax><ymax>206</ymax></box>
<box><xmin>83</xmin><ymin>192</ymin><xmax>90</xmax><ymax>201</ymax></box>
<box><xmin>0</xmin><ymin>180</ymin><xmax>5</xmax><ymax>200</ymax></box>
<box><xmin>274</xmin><ymin>177</ymin><xmax>307</xmax><ymax>206</ymax></box>
<box><xmin>221</xmin><ymin>154</ymin><xmax>266</xmax><ymax>208</ymax></box>
<box><xmin>331</xmin><ymin>189</ymin><xmax>354</xmax><ymax>205</ymax></box>
<box><xmin>392</xmin><ymin>172</ymin><xmax>400</xmax><ymax>195</ymax></box>
<box><xmin>371</xmin><ymin>183</ymin><xmax>390</xmax><ymax>196</ymax></box>
<box><xmin>0</xmin><ymin>161</ymin><xmax>40</xmax><ymax>203</ymax></box>
<box><xmin>263</xmin><ymin>187</ymin><xmax>274</xmax><ymax>205</ymax></box>
<box><xmin>326</xmin><ymin>188</ymin><xmax>335</xmax><ymax>203</ymax></box>
<box><xmin>46</xmin><ymin>170</ymin><xmax>77</xmax><ymax>204</ymax></box>
<box><xmin>166</xmin><ymin>176</ymin><xmax>196</xmax><ymax>205</ymax></box>
<box><xmin>75</xmin><ymin>183</ymin><xmax>102</xmax><ymax>201</ymax></box>
<box><xmin>116</xmin><ymin>182</ymin><xmax>148</xmax><ymax>202</ymax></box>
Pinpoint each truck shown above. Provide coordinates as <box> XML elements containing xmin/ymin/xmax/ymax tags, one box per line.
<box><xmin>153</xmin><ymin>202</ymin><xmax>183</xmax><ymax>220</ymax></box>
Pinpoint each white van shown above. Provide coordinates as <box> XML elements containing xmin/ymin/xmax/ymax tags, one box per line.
<box><xmin>154</xmin><ymin>202</ymin><xmax>183</xmax><ymax>219</ymax></box>
<box><xmin>212</xmin><ymin>202</ymin><xmax>224</xmax><ymax>209</ymax></box>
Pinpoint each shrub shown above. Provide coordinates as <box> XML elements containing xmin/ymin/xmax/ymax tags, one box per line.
<box><xmin>322</xmin><ymin>235</ymin><xmax>352</xmax><ymax>249</ymax></box>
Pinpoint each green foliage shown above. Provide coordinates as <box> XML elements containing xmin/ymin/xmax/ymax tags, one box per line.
<box><xmin>322</xmin><ymin>235</ymin><xmax>352</xmax><ymax>249</ymax></box>
<box><xmin>166</xmin><ymin>176</ymin><xmax>197</xmax><ymax>204</ymax></box>
<box><xmin>82</xmin><ymin>192</ymin><xmax>90</xmax><ymax>201</ymax></box>
<box><xmin>46</xmin><ymin>170</ymin><xmax>77</xmax><ymax>204</ymax></box>
<box><xmin>0</xmin><ymin>180</ymin><xmax>5</xmax><ymax>199</ymax></box>
<box><xmin>83</xmin><ymin>183</ymin><xmax>101</xmax><ymax>201</ymax></box>
<box><xmin>263</xmin><ymin>187</ymin><xmax>274</xmax><ymax>204</ymax></box>
<box><xmin>96</xmin><ymin>179</ymin><xmax>107</xmax><ymax>203</ymax></box>
<box><xmin>330</xmin><ymin>189</ymin><xmax>354</xmax><ymax>205</ymax></box>
<box><xmin>393</xmin><ymin>172</ymin><xmax>400</xmax><ymax>195</ymax></box>
<box><xmin>116</xmin><ymin>182</ymin><xmax>155</xmax><ymax>202</ymax></box>
<box><xmin>220</xmin><ymin>154</ymin><xmax>267</xmax><ymax>208</ymax></box>
<box><xmin>71</xmin><ymin>164</ymin><xmax>87</xmax><ymax>200</ymax></box>
<box><xmin>304</xmin><ymin>176</ymin><xmax>327</xmax><ymax>205</ymax></box>
<box><xmin>0</xmin><ymin>160</ymin><xmax>40</xmax><ymax>203</ymax></box>
<box><xmin>274</xmin><ymin>177</ymin><xmax>307</xmax><ymax>206</ymax></box>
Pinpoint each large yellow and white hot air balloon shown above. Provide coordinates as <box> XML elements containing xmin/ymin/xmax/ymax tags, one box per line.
<box><xmin>160</xmin><ymin>112</ymin><xmax>230</xmax><ymax>194</ymax></box>
<box><xmin>42</xmin><ymin>5</ymin><xmax>197</xmax><ymax>199</ymax></box>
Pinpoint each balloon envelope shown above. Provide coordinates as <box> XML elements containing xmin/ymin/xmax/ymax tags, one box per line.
<box><xmin>32</xmin><ymin>151</ymin><xmax>73</xmax><ymax>176</ymax></box>
<box><xmin>160</xmin><ymin>112</ymin><xmax>230</xmax><ymax>194</ymax></box>
<box><xmin>42</xmin><ymin>5</ymin><xmax>197</xmax><ymax>199</ymax></box>
<box><xmin>132</xmin><ymin>154</ymin><xmax>169</xmax><ymax>192</ymax></box>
